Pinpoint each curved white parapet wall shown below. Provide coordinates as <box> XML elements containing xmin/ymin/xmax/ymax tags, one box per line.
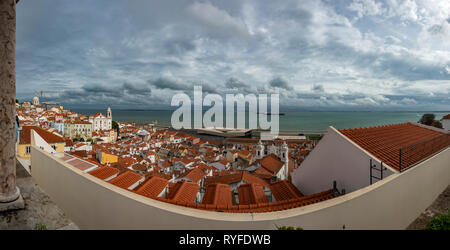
<box><xmin>30</xmin><ymin>146</ymin><xmax>450</xmax><ymax>229</ymax></box>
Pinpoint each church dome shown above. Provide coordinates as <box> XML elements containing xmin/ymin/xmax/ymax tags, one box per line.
<box><xmin>32</xmin><ymin>96</ymin><xmax>39</xmax><ymax>105</ymax></box>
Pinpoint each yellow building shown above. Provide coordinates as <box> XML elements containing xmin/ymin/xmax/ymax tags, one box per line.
<box><xmin>95</xmin><ymin>148</ymin><xmax>118</xmax><ymax>165</ymax></box>
<box><xmin>18</xmin><ymin>126</ymin><xmax>65</xmax><ymax>159</ymax></box>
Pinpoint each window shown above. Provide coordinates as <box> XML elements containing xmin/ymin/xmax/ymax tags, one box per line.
<box><xmin>26</xmin><ymin>146</ymin><xmax>31</xmax><ymax>154</ymax></box>
<box><xmin>51</xmin><ymin>145</ymin><xmax>56</xmax><ymax>150</ymax></box>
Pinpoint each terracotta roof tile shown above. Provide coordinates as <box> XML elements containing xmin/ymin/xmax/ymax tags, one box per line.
<box><xmin>89</xmin><ymin>166</ymin><xmax>119</xmax><ymax>180</ymax></box>
<box><xmin>166</xmin><ymin>181</ymin><xmax>199</xmax><ymax>204</ymax></box>
<box><xmin>204</xmin><ymin>171</ymin><xmax>269</xmax><ymax>187</ymax></box>
<box><xmin>20</xmin><ymin>126</ymin><xmax>65</xmax><ymax>144</ymax></box>
<box><xmin>339</xmin><ymin>122</ymin><xmax>449</xmax><ymax>170</ymax></box>
<box><xmin>202</xmin><ymin>184</ymin><xmax>232</xmax><ymax>207</ymax></box>
<box><xmin>135</xmin><ymin>176</ymin><xmax>168</xmax><ymax>199</ymax></box>
<box><xmin>179</xmin><ymin>167</ymin><xmax>206</xmax><ymax>183</ymax></box>
<box><xmin>270</xmin><ymin>180</ymin><xmax>304</xmax><ymax>201</ymax></box>
<box><xmin>238</xmin><ymin>183</ymin><xmax>267</xmax><ymax>205</ymax></box>
<box><xmin>260</xmin><ymin>154</ymin><xmax>284</xmax><ymax>175</ymax></box>
<box><xmin>108</xmin><ymin>171</ymin><xmax>143</xmax><ymax>190</ymax></box>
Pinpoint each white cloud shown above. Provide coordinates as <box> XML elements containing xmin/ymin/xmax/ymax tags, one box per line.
<box><xmin>348</xmin><ymin>0</ymin><xmax>386</xmax><ymax>20</ymax></box>
<box><xmin>186</xmin><ymin>1</ymin><xmax>250</xmax><ymax>37</ymax></box>
<box><xmin>15</xmin><ymin>0</ymin><xmax>450</xmax><ymax>110</ymax></box>
<box><xmin>399</xmin><ymin>97</ymin><xmax>417</xmax><ymax>105</ymax></box>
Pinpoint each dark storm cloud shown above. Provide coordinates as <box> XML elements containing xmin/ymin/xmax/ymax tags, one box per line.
<box><xmin>148</xmin><ymin>78</ymin><xmax>190</xmax><ymax>91</ymax></box>
<box><xmin>312</xmin><ymin>84</ymin><xmax>325</xmax><ymax>93</ymax></box>
<box><xmin>148</xmin><ymin>77</ymin><xmax>218</xmax><ymax>96</ymax></box>
<box><xmin>225</xmin><ymin>77</ymin><xmax>250</xmax><ymax>89</ymax></box>
<box><xmin>122</xmin><ymin>82</ymin><xmax>152</xmax><ymax>96</ymax></box>
<box><xmin>51</xmin><ymin>82</ymin><xmax>152</xmax><ymax>105</ymax></box>
<box><xmin>269</xmin><ymin>77</ymin><xmax>293</xmax><ymax>90</ymax></box>
<box><xmin>15</xmin><ymin>0</ymin><xmax>450</xmax><ymax>110</ymax></box>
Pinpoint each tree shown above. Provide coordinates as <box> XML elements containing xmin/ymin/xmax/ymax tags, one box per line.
<box><xmin>419</xmin><ymin>113</ymin><xmax>444</xmax><ymax>129</ymax></box>
<box><xmin>431</xmin><ymin>120</ymin><xmax>443</xmax><ymax>129</ymax></box>
<box><xmin>418</xmin><ymin>114</ymin><xmax>435</xmax><ymax>126</ymax></box>
<box><xmin>112</xmin><ymin>120</ymin><xmax>119</xmax><ymax>136</ymax></box>
<box><xmin>112</xmin><ymin>120</ymin><xmax>119</xmax><ymax>130</ymax></box>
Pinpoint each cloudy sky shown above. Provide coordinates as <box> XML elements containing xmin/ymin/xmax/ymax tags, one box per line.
<box><xmin>16</xmin><ymin>0</ymin><xmax>450</xmax><ymax>111</ymax></box>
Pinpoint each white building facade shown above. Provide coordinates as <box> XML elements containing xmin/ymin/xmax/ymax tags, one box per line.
<box><xmin>89</xmin><ymin>107</ymin><xmax>112</xmax><ymax>131</ymax></box>
<box><xmin>442</xmin><ymin>115</ymin><xmax>450</xmax><ymax>130</ymax></box>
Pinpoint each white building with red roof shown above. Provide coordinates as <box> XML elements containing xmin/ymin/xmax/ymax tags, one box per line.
<box><xmin>292</xmin><ymin>122</ymin><xmax>449</xmax><ymax>195</ymax></box>
<box><xmin>88</xmin><ymin>107</ymin><xmax>112</xmax><ymax>131</ymax></box>
<box><xmin>442</xmin><ymin>114</ymin><xmax>450</xmax><ymax>130</ymax></box>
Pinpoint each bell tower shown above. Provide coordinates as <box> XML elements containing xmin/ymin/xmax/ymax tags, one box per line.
<box><xmin>281</xmin><ymin>140</ymin><xmax>288</xmax><ymax>163</ymax></box>
<box><xmin>107</xmin><ymin>107</ymin><xmax>112</xmax><ymax>118</ymax></box>
<box><xmin>256</xmin><ymin>140</ymin><xmax>264</xmax><ymax>159</ymax></box>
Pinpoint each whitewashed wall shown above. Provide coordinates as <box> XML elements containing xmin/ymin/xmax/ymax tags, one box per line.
<box><xmin>31</xmin><ymin>146</ymin><xmax>449</xmax><ymax>229</ymax></box>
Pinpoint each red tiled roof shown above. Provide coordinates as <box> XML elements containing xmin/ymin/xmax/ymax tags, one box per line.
<box><xmin>339</xmin><ymin>122</ymin><xmax>449</xmax><ymax>171</ymax></box>
<box><xmin>108</xmin><ymin>171</ymin><xmax>143</xmax><ymax>190</ymax></box>
<box><xmin>202</xmin><ymin>184</ymin><xmax>232</xmax><ymax>206</ymax></box>
<box><xmin>204</xmin><ymin>171</ymin><xmax>269</xmax><ymax>187</ymax></box>
<box><xmin>155</xmin><ymin>188</ymin><xmax>336</xmax><ymax>213</ymax></box>
<box><xmin>132</xmin><ymin>164</ymin><xmax>148</xmax><ymax>172</ymax></box>
<box><xmin>64</xmin><ymin>138</ymin><xmax>74</xmax><ymax>146</ymax></box>
<box><xmin>118</xmin><ymin>157</ymin><xmax>138</xmax><ymax>167</ymax></box>
<box><xmin>442</xmin><ymin>114</ymin><xmax>450</xmax><ymax>120</ymax></box>
<box><xmin>72</xmin><ymin>150</ymin><xmax>88</xmax><ymax>158</ymax></box>
<box><xmin>89</xmin><ymin>166</ymin><xmax>119</xmax><ymax>180</ymax></box>
<box><xmin>179</xmin><ymin>167</ymin><xmax>206</xmax><ymax>183</ymax></box>
<box><xmin>166</xmin><ymin>181</ymin><xmax>199</xmax><ymax>204</ymax></box>
<box><xmin>238</xmin><ymin>183</ymin><xmax>267</xmax><ymax>205</ymax></box>
<box><xmin>135</xmin><ymin>176</ymin><xmax>168</xmax><ymax>199</ymax></box>
<box><xmin>260</xmin><ymin>154</ymin><xmax>284</xmax><ymax>175</ymax></box>
<box><xmin>20</xmin><ymin>126</ymin><xmax>65</xmax><ymax>144</ymax></box>
<box><xmin>93</xmin><ymin>112</ymin><xmax>104</xmax><ymax>118</ymax></box>
<box><xmin>146</xmin><ymin>171</ymin><xmax>172</xmax><ymax>180</ymax></box>
<box><xmin>270</xmin><ymin>180</ymin><xmax>304</xmax><ymax>201</ymax></box>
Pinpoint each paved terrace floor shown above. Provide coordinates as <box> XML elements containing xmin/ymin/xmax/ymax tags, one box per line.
<box><xmin>407</xmin><ymin>184</ymin><xmax>450</xmax><ymax>230</ymax></box>
<box><xmin>0</xmin><ymin>160</ymin><xmax>79</xmax><ymax>230</ymax></box>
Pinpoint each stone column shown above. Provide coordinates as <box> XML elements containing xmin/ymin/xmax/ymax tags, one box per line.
<box><xmin>0</xmin><ymin>0</ymin><xmax>24</xmax><ymax>212</ymax></box>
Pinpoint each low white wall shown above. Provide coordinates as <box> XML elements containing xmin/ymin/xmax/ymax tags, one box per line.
<box><xmin>292</xmin><ymin>127</ymin><xmax>395</xmax><ymax>195</ymax></box>
<box><xmin>31</xmin><ymin>146</ymin><xmax>450</xmax><ymax>229</ymax></box>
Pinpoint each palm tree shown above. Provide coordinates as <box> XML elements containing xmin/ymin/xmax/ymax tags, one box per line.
<box><xmin>0</xmin><ymin>0</ymin><xmax>24</xmax><ymax>211</ymax></box>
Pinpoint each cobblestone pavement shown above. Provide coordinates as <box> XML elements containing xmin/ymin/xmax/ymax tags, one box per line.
<box><xmin>0</xmin><ymin>160</ymin><xmax>78</xmax><ymax>230</ymax></box>
<box><xmin>407</xmin><ymin>185</ymin><xmax>450</xmax><ymax>230</ymax></box>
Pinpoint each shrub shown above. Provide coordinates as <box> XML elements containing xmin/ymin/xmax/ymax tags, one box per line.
<box><xmin>35</xmin><ymin>223</ymin><xmax>47</xmax><ymax>230</ymax></box>
<box><xmin>276</xmin><ymin>225</ymin><xmax>303</xmax><ymax>230</ymax></box>
<box><xmin>425</xmin><ymin>209</ymin><xmax>450</xmax><ymax>230</ymax></box>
